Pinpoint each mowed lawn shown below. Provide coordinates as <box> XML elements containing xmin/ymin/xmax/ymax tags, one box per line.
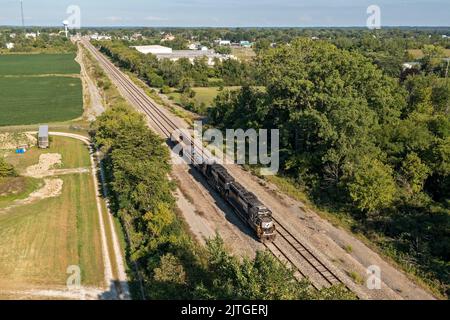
<box><xmin>0</xmin><ymin>136</ymin><xmax>104</xmax><ymax>290</ymax></box>
<box><xmin>0</xmin><ymin>76</ymin><xmax>83</xmax><ymax>126</ymax></box>
<box><xmin>0</xmin><ymin>53</ymin><xmax>80</xmax><ymax>76</ymax></box>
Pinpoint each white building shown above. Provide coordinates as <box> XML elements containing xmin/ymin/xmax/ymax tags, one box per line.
<box><xmin>25</xmin><ymin>32</ymin><xmax>38</xmax><ymax>39</ymax></box>
<box><xmin>188</xmin><ymin>43</ymin><xmax>209</xmax><ymax>51</ymax></box>
<box><xmin>402</xmin><ymin>62</ymin><xmax>421</xmax><ymax>70</ymax></box>
<box><xmin>188</xmin><ymin>43</ymin><xmax>200</xmax><ymax>50</ymax></box>
<box><xmin>131</xmin><ymin>45</ymin><xmax>234</xmax><ymax>66</ymax></box>
<box><xmin>156</xmin><ymin>50</ymin><xmax>234</xmax><ymax>66</ymax></box>
<box><xmin>90</xmin><ymin>33</ymin><xmax>112</xmax><ymax>41</ymax></box>
<box><xmin>131</xmin><ymin>45</ymin><xmax>173</xmax><ymax>55</ymax></box>
<box><xmin>219</xmin><ymin>40</ymin><xmax>231</xmax><ymax>46</ymax></box>
<box><xmin>161</xmin><ymin>33</ymin><xmax>175</xmax><ymax>42</ymax></box>
<box><xmin>6</xmin><ymin>42</ymin><xmax>14</xmax><ymax>49</ymax></box>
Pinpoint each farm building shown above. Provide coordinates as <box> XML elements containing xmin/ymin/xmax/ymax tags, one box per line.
<box><xmin>38</xmin><ymin>125</ymin><xmax>49</xmax><ymax>149</ymax></box>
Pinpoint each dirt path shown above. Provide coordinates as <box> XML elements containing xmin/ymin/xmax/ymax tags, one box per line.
<box><xmin>76</xmin><ymin>44</ymin><xmax>105</xmax><ymax>121</ymax></box>
<box><xmin>2</xmin><ymin>286</ymin><xmax>113</xmax><ymax>300</ymax></box>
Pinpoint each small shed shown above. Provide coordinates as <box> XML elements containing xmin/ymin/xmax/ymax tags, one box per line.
<box><xmin>38</xmin><ymin>125</ymin><xmax>49</xmax><ymax>149</ymax></box>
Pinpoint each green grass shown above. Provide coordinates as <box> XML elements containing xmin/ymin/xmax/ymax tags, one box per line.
<box><xmin>0</xmin><ymin>53</ymin><xmax>80</xmax><ymax>76</ymax></box>
<box><xmin>0</xmin><ymin>177</ymin><xmax>41</xmax><ymax>209</ymax></box>
<box><xmin>408</xmin><ymin>49</ymin><xmax>450</xmax><ymax>59</ymax></box>
<box><xmin>0</xmin><ymin>135</ymin><xmax>104</xmax><ymax>290</ymax></box>
<box><xmin>0</xmin><ymin>76</ymin><xmax>83</xmax><ymax>126</ymax></box>
<box><xmin>168</xmin><ymin>86</ymin><xmax>241</xmax><ymax>108</ymax></box>
<box><xmin>5</xmin><ymin>136</ymin><xmax>91</xmax><ymax>173</ymax></box>
<box><xmin>231</xmin><ymin>47</ymin><xmax>256</xmax><ymax>62</ymax></box>
<box><xmin>0</xmin><ymin>173</ymin><xmax>103</xmax><ymax>289</ymax></box>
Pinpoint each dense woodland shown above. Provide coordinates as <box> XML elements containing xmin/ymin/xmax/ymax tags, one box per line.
<box><xmin>210</xmin><ymin>39</ymin><xmax>450</xmax><ymax>297</ymax></box>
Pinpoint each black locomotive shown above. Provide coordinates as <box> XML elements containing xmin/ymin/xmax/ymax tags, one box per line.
<box><xmin>196</xmin><ymin>159</ymin><xmax>276</xmax><ymax>242</ymax></box>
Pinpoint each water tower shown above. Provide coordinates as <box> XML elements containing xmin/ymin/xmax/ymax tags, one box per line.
<box><xmin>63</xmin><ymin>20</ymin><xmax>69</xmax><ymax>38</ymax></box>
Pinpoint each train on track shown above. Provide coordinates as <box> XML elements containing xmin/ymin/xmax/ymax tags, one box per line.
<box><xmin>173</xmin><ymin>133</ymin><xmax>277</xmax><ymax>242</ymax></box>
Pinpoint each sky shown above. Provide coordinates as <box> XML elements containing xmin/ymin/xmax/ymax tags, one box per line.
<box><xmin>0</xmin><ymin>0</ymin><xmax>449</xmax><ymax>27</ymax></box>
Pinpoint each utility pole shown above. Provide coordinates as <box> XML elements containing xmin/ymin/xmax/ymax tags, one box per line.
<box><xmin>20</xmin><ymin>0</ymin><xmax>25</xmax><ymax>28</ymax></box>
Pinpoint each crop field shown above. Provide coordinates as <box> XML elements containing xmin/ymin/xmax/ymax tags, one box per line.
<box><xmin>0</xmin><ymin>53</ymin><xmax>80</xmax><ymax>76</ymax></box>
<box><xmin>0</xmin><ymin>136</ymin><xmax>104</xmax><ymax>292</ymax></box>
<box><xmin>0</xmin><ymin>76</ymin><xmax>83</xmax><ymax>126</ymax></box>
<box><xmin>0</xmin><ymin>53</ymin><xmax>83</xmax><ymax>127</ymax></box>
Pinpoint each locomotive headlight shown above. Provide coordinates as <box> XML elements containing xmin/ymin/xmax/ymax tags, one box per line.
<box><xmin>262</xmin><ymin>222</ymin><xmax>273</xmax><ymax>229</ymax></box>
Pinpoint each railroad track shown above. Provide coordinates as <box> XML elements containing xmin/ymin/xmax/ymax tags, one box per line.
<box><xmin>81</xmin><ymin>39</ymin><xmax>351</xmax><ymax>292</ymax></box>
<box><xmin>267</xmin><ymin>217</ymin><xmax>345</xmax><ymax>290</ymax></box>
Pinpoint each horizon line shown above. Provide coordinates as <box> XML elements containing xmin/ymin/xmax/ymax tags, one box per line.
<box><xmin>1</xmin><ymin>25</ymin><xmax>450</xmax><ymax>29</ymax></box>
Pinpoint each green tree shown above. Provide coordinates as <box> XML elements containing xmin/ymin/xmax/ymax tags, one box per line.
<box><xmin>400</xmin><ymin>153</ymin><xmax>431</xmax><ymax>194</ymax></box>
<box><xmin>0</xmin><ymin>158</ymin><xmax>16</xmax><ymax>177</ymax></box>
<box><xmin>347</xmin><ymin>157</ymin><xmax>397</xmax><ymax>214</ymax></box>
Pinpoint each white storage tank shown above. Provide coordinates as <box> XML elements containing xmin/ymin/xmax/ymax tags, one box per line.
<box><xmin>38</xmin><ymin>125</ymin><xmax>49</xmax><ymax>149</ymax></box>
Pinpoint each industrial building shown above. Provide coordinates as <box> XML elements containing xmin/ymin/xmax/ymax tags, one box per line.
<box><xmin>131</xmin><ymin>45</ymin><xmax>173</xmax><ymax>55</ymax></box>
<box><xmin>131</xmin><ymin>45</ymin><xmax>234</xmax><ymax>66</ymax></box>
<box><xmin>38</xmin><ymin>125</ymin><xmax>49</xmax><ymax>149</ymax></box>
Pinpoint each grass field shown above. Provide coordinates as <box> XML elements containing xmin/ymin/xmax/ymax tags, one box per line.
<box><xmin>168</xmin><ymin>86</ymin><xmax>241</xmax><ymax>108</ymax></box>
<box><xmin>0</xmin><ymin>54</ymin><xmax>80</xmax><ymax>76</ymax></box>
<box><xmin>0</xmin><ymin>174</ymin><xmax>103</xmax><ymax>289</ymax></box>
<box><xmin>408</xmin><ymin>49</ymin><xmax>450</xmax><ymax>59</ymax></box>
<box><xmin>0</xmin><ymin>177</ymin><xmax>41</xmax><ymax>209</ymax></box>
<box><xmin>231</xmin><ymin>47</ymin><xmax>256</xmax><ymax>62</ymax></box>
<box><xmin>0</xmin><ymin>76</ymin><xmax>83</xmax><ymax>126</ymax></box>
<box><xmin>0</xmin><ymin>136</ymin><xmax>104</xmax><ymax>291</ymax></box>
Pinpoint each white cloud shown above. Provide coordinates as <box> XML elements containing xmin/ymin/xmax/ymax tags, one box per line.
<box><xmin>144</xmin><ymin>16</ymin><xmax>168</xmax><ymax>21</ymax></box>
<box><xmin>104</xmin><ymin>16</ymin><xmax>124</xmax><ymax>22</ymax></box>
